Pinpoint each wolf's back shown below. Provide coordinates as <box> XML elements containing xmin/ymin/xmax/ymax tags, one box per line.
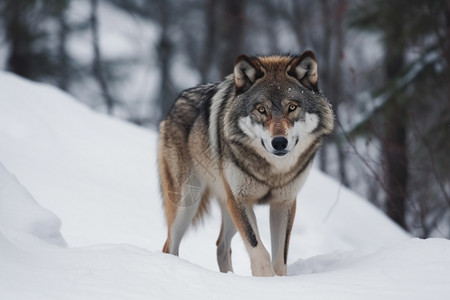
<box><xmin>162</xmin><ymin>83</ymin><xmax>219</xmax><ymax>133</ymax></box>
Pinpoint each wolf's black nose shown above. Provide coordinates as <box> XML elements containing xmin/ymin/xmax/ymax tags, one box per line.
<box><xmin>271</xmin><ymin>137</ymin><xmax>288</xmax><ymax>151</ymax></box>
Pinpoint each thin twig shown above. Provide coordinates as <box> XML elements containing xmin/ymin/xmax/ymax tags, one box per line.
<box><xmin>336</xmin><ymin>119</ymin><xmax>390</xmax><ymax>195</ymax></box>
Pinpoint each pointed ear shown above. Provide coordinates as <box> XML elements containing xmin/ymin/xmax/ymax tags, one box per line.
<box><xmin>234</xmin><ymin>55</ymin><xmax>264</xmax><ymax>92</ymax></box>
<box><xmin>287</xmin><ymin>50</ymin><xmax>319</xmax><ymax>91</ymax></box>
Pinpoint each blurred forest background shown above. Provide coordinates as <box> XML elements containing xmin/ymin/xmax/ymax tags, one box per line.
<box><xmin>0</xmin><ymin>0</ymin><xmax>449</xmax><ymax>238</ymax></box>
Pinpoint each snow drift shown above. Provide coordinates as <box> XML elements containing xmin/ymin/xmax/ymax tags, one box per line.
<box><xmin>0</xmin><ymin>72</ymin><xmax>449</xmax><ymax>299</ymax></box>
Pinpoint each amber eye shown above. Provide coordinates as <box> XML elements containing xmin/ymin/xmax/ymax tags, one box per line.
<box><xmin>288</xmin><ymin>104</ymin><xmax>298</xmax><ymax>112</ymax></box>
<box><xmin>257</xmin><ymin>106</ymin><xmax>266</xmax><ymax>114</ymax></box>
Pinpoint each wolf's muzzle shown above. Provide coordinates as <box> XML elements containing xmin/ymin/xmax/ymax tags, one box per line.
<box><xmin>272</xmin><ymin>137</ymin><xmax>288</xmax><ymax>156</ymax></box>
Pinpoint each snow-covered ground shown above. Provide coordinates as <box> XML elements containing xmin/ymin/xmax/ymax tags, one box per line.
<box><xmin>0</xmin><ymin>72</ymin><xmax>449</xmax><ymax>299</ymax></box>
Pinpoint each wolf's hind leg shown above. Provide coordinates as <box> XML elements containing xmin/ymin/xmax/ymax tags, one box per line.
<box><xmin>164</xmin><ymin>174</ymin><xmax>204</xmax><ymax>255</ymax></box>
<box><xmin>160</xmin><ymin>154</ymin><xmax>180</xmax><ymax>254</ymax></box>
<box><xmin>216</xmin><ymin>200</ymin><xmax>237</xmax><ymax>273</ymax></box>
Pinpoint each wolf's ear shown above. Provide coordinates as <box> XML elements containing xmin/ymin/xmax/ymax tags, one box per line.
<box><xmin>288</xmin><ymin>50</ymin><xmax>319</xmax><ymax>92</ymax></box>
<box><xmin>234</xmin><ymin>55</ymin><xmax>263</xmax><ymax>92</ymax></box>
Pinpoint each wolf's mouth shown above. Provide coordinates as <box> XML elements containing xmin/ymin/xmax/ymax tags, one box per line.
<box><xmin>273</xmin><ymin>150</ymin><xmax>288</xmax><ymax>157</ymax></box>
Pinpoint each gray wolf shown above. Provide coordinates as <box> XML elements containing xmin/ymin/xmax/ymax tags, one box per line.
<box><xmin>158</xmin><ymin>50</ymin><xmax>334</xmax><ymax>276</ymax></box>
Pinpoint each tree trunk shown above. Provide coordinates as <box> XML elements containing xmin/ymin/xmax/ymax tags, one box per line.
<box><xmin>318</xmin><ymin>0</ymin><xmax>332</xmax><ymax>174</ymax></box>
<box><xmin>218</xmin><ymin>0</ymin><xmax>246</xmax><ymax>78</ymax></box>
<box><xmin>331</xmin><ymin>0</ymin><xmax>349</xmax><ymax>187</ymax></box>
<box><xmin>57</xmin><ymin>6</ymin><xmax>69</xmax><ymax>91</ymax></box>
<box><xmin>445</xmin><ymin>1</ymin><xmax>450</xmax><ymax>114</ymax></box>
<box><xmin>290</xmin><ymin>0</ymin><xmax>308</xmax><ymax>49</ymax></box>
<box><xmin>383</xmin><ymin>27</ymin><xmax>408</xmax><ymax>229</ymax></box>
<box><xmin>445</xmin><ymin>1</ymin><xmax>450</xmax><ymax>69</ymax></box>
<box><xmin>384</xmin><ymin>102</ymin><xmax>408</xmax><ymax>229</ymax></box>
<box><xmin>4</xmin><ymin>1</ymin><xmax>35</xmax><ymax>79</ymax></box>
<box><xmin>156</xmin><ymin>0</ymin><xmax>174</xmax><ymax>123</ymax></box>
<box><xmin>90</xmin><ymin>0</ymin><xmax>115</xmax><ymax>115</ymax></box>
<box><xmin>200</xmin><ymin>0</ymin><xmax>217</xmax><ymax>83</ymax></box>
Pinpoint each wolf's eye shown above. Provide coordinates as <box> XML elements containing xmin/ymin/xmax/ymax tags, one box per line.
<box><xmin>257</xmin><ymin>106</ymin><xmax>266</xmax><ymax>114</ymax></box>
<box><xmin>288</xmin><ymin>104</ymin><xmax>298</xmax><ymax>112</ymax></box>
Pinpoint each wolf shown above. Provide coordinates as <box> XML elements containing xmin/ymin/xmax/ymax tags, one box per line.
<box><xmin>158</xmin><ymin>50</ymin><xmax>334</xmax><ymax>276</ymax></box>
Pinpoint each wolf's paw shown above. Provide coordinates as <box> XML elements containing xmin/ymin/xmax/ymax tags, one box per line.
<box><xmin>251</xmin><ymin>262</ymin><xmax>276</xmax><ymax>277</ymax></box>
<box><xmin>273</xmin><ymin>263</ymin><xmax>287</xmax><ymax>276</ymax></box>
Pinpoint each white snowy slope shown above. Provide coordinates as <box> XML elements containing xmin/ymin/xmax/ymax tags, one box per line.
<box><xmin>0</xmin><ymin>72</ymin><xmax>449</xmax><ymax>299</ymax></box>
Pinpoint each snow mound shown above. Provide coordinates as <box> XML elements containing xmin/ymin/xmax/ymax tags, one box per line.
<box><xmin>0</xmin><ymin>161</ymin><xmax>66</xmax><ymax>247</ymax></box>
<box><xmin>1</xmin><ymin>72</ymin><xmax>449</xmax><ymax>299</ymax></box>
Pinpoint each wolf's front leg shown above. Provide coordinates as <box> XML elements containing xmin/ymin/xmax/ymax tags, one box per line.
<box><xmin>227</xmin><ymin>198</ymin><xmax>275</xmax><ymax>277</ymax></box>
<box><xmin>270</xmin><ymin>200</ymin><xmax>296</xmax><ymax>276</ymax></box>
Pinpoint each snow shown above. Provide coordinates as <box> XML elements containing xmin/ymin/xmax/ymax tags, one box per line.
<box><xmin>0</xmin><ymin>71</ymin><xmax>449</xmax><ymax>299</ymax></box>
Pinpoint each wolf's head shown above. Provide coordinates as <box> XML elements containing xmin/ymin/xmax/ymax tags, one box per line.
<box><xmin>232</xmin><ymin>51</ymin><xmax>334</xmax><ymax>159</ymax></box>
